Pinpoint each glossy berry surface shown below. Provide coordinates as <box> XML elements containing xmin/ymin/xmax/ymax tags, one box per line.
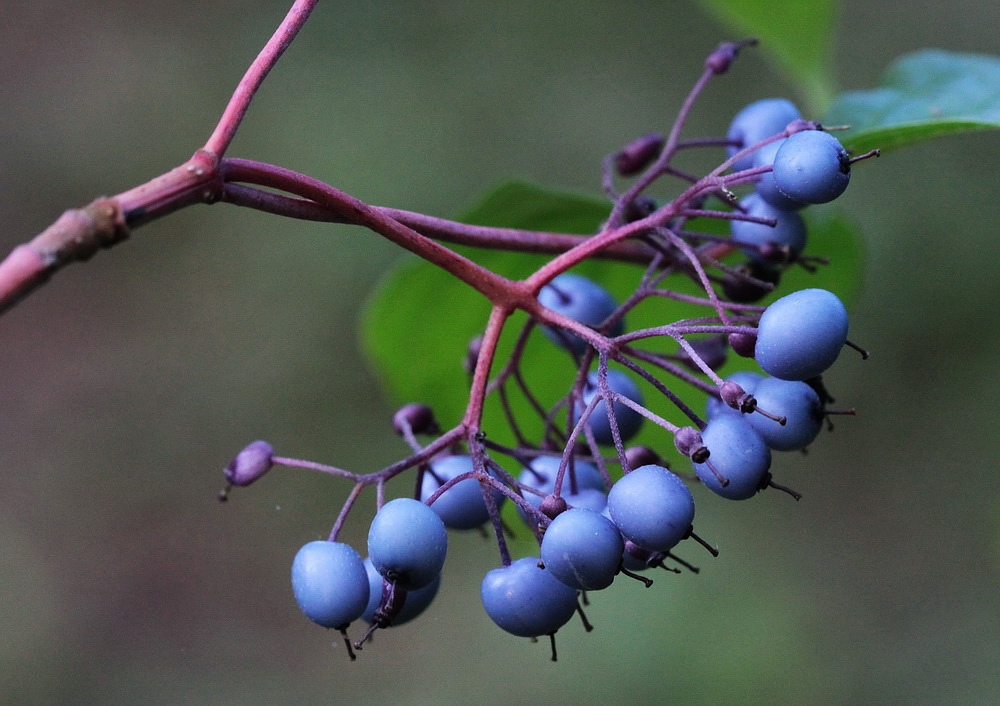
<box><xmin>291</xmin><ymin>540</ymin><xmax>370</xmax><ymax>629</ymax></box>
<box><xmin>748</xmin><ymin>377</ymin><xmax>824</xmax><ymax>451</ymax></box>
<box><xmin>693</xmin><ymin>415</ymin><xmax>772</xmax><ymax>500</ymax></box>
<box><xmin>361</xmin><ymin>557</ymin><xmax>440</xmax><ymax>627</ymax></box>
<box><xmin>726</xmin><ymin>98</ymin><xmax>801</xmax><ymax>172</ymax></box>
<box><xmin>578</xmin><ymin>369</ymin><xmax>644</xmax><ymax>444</ymax></box>
<box><xmin>480</xmin><ymin>557</ymin><xmax>579</xmax><ymax>638</ymax></box>
<box><xmin>772</xmin><ymin>130</ymin><xmax>851</xmax><ymax>204</ymax></box>
<box><xmin>731</xmin><ymin>194</ymin><xmax>807</xmax><ymax>265</ymax></box>
<box><xmin>755</xmin><ymin>288</ymin><xmax>849</xmax><ymax>381</ymax></box>
<box><xmin>537</xmin><ymin>273</ymin><xmax>623</xmax><ymax>354</ymax></box>
<box><xmin>540</xmin><ymin>508</ymin><xmax>624</xmax><ymax>590</ymax></box>
<box><xmin>420</xmin><ymin>454</ymin><xmax>502</xmax><ymax>530</ymax></box>
<box><xmin>606</xmin><ymin>464</ymin><xmax>694</xmax><ymax>552</ymax></box>
<box><xmin>367</xmin><ymin>497</ymin><xmax>448</xmax><ymax>590</ymax></box>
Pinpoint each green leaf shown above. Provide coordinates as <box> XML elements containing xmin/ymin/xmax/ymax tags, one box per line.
<box><xmin>457</xmin><ymin>179</ymin><xmax>611</xmax><ymax>235</ymax></box>
<box><xmin>825</xmin><ymin>49</ymin><xmax>1000</xmax><ymax>153</ymax></box>
<box><xmin>361</xmin><ymin>181</ymin><xmax>614</xmax><ymax>427</ymax></box>
<box><xmin>694</xmin><ymin>0</ymin><xmax>838</xmax><ymax>112</ymax></box>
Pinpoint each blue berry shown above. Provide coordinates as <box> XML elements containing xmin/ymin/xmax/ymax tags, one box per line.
<box><xmin>772</xmin><ymin>130</ymin><xmax>851</xmax><ymax>204</ymax></box>
<box><xmin>291</xmin><ymin>540</ymin><xmax>370</xmax><ymax>629</ymax></box>
<box><xmin>537</xmin><ymin>273</ymin><xmax>624</xmax><ymax>354</ymax></box>
<box><xmin>726</xmin><ymin>98</ymin><xmax>802</xmax><ymax>172</ymax></box>
<box><xmin>747</xmin><ymin>377</ymin><xmax>824</xmax><ymax>451</ymax></box>
<box><xmin>420</xmin><ymin>454</ymin><xmax>504</xmax><ymax>530</ymax></box>
<box><xmin>540</xmin><ymin>508</ymin><xmax>624</xmax><ymax>590</ymax></box>
<box><xmin>750</xmin><ymin>139</ymin><xmax>808</xmax><ymax>210</ymax></box>
<box><xmin>730</xmin><ymin>194</ymin><xmax>807</xmax><ymax>265</ymax></box>
<box><xmin>577</xmin><ymin>369</ymin><xmax>644</xmax><ymax>445</ymax></box>
<box><xmin>361</xmin><ymin>557</ymin><xmax>440</xmax><ymax>627</ymax></box>
<box><xmin>755</xmin><ymin>288</ymin><xmax>849</xmax><ymax>381</ymax></box>
<box><xmin>367</xmin><ymin>497</ymin><xmax>448</xmax><ymax>591</ymax></box>
<box><xmin>480</xmin><ymin>557</ymin><xmax>579</xmax><ymax>638</ymax></box>
<box><xmin>563</xmin><ymin>487</ymin><xmax>609</xmax><ymax>513</ymax></box>
<box><xmin>693</xmin><ymin>415</ymin><xmax>772</xmax><ymax>500</ymax></box>
<box><xmin>606</xmin><ymin>464</ymin><xmax>694</xmax><ymax>552</ymax></box>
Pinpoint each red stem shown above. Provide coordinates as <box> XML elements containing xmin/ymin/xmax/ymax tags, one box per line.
<box><xmin>203</xmin><ymin>0</ymin><xmax>320</xmax><ymax>157</ymax></box>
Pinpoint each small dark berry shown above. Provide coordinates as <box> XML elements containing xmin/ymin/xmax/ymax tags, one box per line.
<box><xmin>615</xmin><ymin>134</ymin><xmax>664</xmax><ymax>176</ymax></box>
<box><xmin>539</xmin><ymin>494</ymin><xmax>568</xmax><ymax>520</ymax></box>
<box><xmin>624</xmin><ymin>445</ymin><xmax>662</xmax><ymax>470</ymax></box>
<box><xmin>392</xmin><ymin>404</ymin><xmax>439</xmax><ymax>436</ymax></box>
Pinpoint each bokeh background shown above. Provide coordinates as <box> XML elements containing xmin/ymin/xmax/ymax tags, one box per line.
<box><xmin>1</xmin><ymin>1</ymin><xmax>998</xmax><ymax>704</ymax></box>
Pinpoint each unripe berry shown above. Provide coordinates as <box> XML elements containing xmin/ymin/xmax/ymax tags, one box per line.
<box><xmin>224</xmin><ymin>440</ymin><xmax>274</xmax><ymax>487</ymax></box>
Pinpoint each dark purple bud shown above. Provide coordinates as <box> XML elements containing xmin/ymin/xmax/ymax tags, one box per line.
<box><xmin>728</xmin><ymin>329</ymin><xmax>757</xmax><ymax>358</ymax></box>
<box><xmin>392</xmin><ymin>403</ymin><xmax>439</xmax><ymax>436</ymax></box>
<box><xmin>705</xmin><ymin>38</ymin><xmax>757</xmax><ymax>74</ymax></box>
<box><xmin>539</xmin><ymin>494</ymin><xmax>568</xmax><ymax>520</ymax></box>
<box><xmin>674</xmin><ymin>426</ymin><xmax>709</xmax><ymax>463</ymax></box>
<box><xmin>224</xmin><ymin>440</ymin><xmax>274</xmax><ymax>487</ymax></box>
<box><xmin>624</xmin><ymin>445</ymin><xmax>662</xmax><ymax>470</ymax></box>
<box><xmin>615</xmin><ymin>133</ymin><xmax>664</xmax><ymax>176</ymax></box>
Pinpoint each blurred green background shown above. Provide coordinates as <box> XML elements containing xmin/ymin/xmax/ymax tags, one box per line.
<box><xmin>1</xmin><ymin>1</ymin><xmax>998</xmax><ymax>704</ymax></box>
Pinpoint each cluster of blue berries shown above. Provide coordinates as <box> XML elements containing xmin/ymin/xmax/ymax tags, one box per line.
<box><xmin>221</xmin><ymin>53</ymin><xmax>872</xmax><ymax>660</ymax></box>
